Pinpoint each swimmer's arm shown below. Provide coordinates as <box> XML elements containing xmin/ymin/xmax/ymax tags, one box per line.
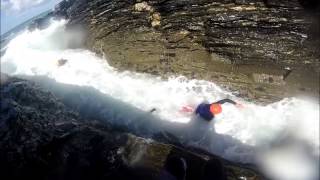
<box><xmin>214</xmin><ymin>98</ymin><xmax>237</xmax><ymax>105</ymax></box>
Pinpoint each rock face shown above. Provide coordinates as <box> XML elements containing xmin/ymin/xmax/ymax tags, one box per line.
<box><xmin>53</xmin><ymin>0</ymin><xmax>320</xmax><ymax>104</ymax></box>
<box><xmin>0</xmin><ymin>75</ymin><xmax>262</xmax><ymax>179</ymax></box>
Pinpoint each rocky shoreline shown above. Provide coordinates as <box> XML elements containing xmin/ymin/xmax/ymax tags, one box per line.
<box><xmin>1</xmin><ymin>0</ymin><xmax>319</xmax><ymax>179</ymax></box>
<box><xmin>0</xmin><ymin>74</ymin><xmax>263</xmax><ymax>179</ymax></box>
<box><xmin>52</xmin><ymin>0</ymin><xmax>320</xmax><ymax>104</ymax></box>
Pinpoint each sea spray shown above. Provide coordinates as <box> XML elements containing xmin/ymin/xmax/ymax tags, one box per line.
<box><xmin>1</xmin><ymin>19</ymin><xmax>319</xmax><ymax>179</ymax></box>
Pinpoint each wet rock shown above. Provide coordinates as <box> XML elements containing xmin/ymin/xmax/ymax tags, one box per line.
<box><xmin>57</xmin><ymin>58</ymin><xmax>68</xmax><ymax>67</ymax></box>
<box><xmin>134</xmin><ymin>2</ymin><xmax>154</xmax><ymax>12</ymax></box>
<box><xmin>298</xmin><ymin>0</ymin><xmax>320</xmax><ymax>10</ymax></box>
<box><xmin>51</xmin><ymin>0</ymin><xmax>319</xmax><ymax>103</ymax></box>
<box><xmin>54</xmin><ymin>0</ymin><xmax>320</xmax><ymax>66</ymax></box>
<box><xmin>120</xmin><ymin>134</ymin><xmax>171</xmax><ymax>171</ymax></box>
<box><xmin>282</xmin><ymin>67</ymin><xmax>292</xmax><ymax>80</ymax></box>
<box><xmin>0</xmin><ymin>75</ymin><xmax>264</xmax><ymax>179</ymax></box>
<box><xmin>28</xmin><ymin>13</ymin><xmax>53</xmax><ymax>31</ymax></box>
<box><xmin>255</xmin><ymin>86</ymin><xmax>265</xmax><ymax>92</ymax></box>
<box><xmin>53</xmin><ymin>0</ymin><xmax>77</xmax><ymax>19</ymax></box>
<box><xmin>151</xmin><ymin>12</ymin><xmax>161</xmax><ymax>27</ymax></box>
<box><xmin>252</xmin><ymin>73</ymin><xmax>285</xmax><ymax>85</ymax></box>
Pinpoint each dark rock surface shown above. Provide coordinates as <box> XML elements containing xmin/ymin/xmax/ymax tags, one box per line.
<box><xmin>0</xmin><ymin>74</ymin><xmax>263</xmax><ymax>179</ymax></box>
<box><xmin>53</xmin><ymin>0</ymin><xmax>320</xmax><ymax>104</ymax></box>
<box><xmin>28</xmin><ymin>12</ymin><xmax>54</xmax><ymax>31</ymax></box>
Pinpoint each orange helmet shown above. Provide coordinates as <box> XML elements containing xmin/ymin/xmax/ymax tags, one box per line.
<box><xmin>210</xmin><ymin>103</ymin><xmax>222</xmax><ymax>115</ymax></box>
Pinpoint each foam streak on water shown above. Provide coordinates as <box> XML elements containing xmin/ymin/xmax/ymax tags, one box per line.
<box><xmin>1</xmin><ymin>19</ymin><xmax>319</xmax><ymax>179</ymax></box>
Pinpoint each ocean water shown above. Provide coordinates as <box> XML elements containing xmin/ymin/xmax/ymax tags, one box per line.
<box><xmin>1</xmin><ymin>10</ymin><xmax>52</xmax><ymax>56</ymax></box>
<box><xmin>1</xmin><ymin>19</ymin><xmax>319</xmax><ymax>180</ymax></box>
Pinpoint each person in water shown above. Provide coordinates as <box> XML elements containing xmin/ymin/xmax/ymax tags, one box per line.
<box><xmin>195</xmin><ymin>98</ymin><xmax>242</xmax><ymax>121</ymax></box>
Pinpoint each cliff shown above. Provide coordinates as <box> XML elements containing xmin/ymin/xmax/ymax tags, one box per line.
<box><xmin>53</xmin><ymin>0</ymin><xmax>320</xmax><ymax>104</ymax></box>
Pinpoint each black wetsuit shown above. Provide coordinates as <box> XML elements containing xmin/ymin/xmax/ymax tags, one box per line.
<box><xmin>214</xmin><ymin>99</ymin><xmax>237</xmax><ymax>105</ymax></box>
<box><xmin>195</xmin><ymin>98</ymin><xmax>237</xmax><ymax>121</ymax></box>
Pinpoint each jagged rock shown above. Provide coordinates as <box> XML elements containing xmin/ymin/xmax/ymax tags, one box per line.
<box><xmin>52</xmin><ymin>0</ymin><xmax>320</xmax><ymax>104</ymax></box>
<box><xmin>28</xmin><ymin>12</ymin><xmax>53</xmax><ymax>31</ymax></box>
<box><xmin>134</xmin><ymin>2</ymin><xmax>154</xmax><ymax>12</ymax></box>
<box><xmin>57</xmin><ymin>58</ymin><xmax>68</xmax><ymax>67</ymax></box>
<box><xmin>0</xmin><ymin>75</ymin><xmax>263</xmax><ymax>179</ymax></box>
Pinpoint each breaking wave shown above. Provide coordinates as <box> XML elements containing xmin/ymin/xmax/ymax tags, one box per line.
<box><xmin>1</xmin><ymin>19</ymin><xmax>319</xmax><ymax>180</ymax></box>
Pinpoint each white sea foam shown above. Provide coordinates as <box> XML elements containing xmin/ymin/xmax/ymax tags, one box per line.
<box><xmin>1</xmin><ymin>19</ymin><xmax>319</xmax><ymax>179</ymax></box>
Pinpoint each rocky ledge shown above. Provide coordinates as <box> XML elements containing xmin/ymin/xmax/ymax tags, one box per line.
<box><xmin>0</xmin><ymin>74</ymin><xmax>263</xmax><ymax>179</ymax></box>
<box><xmin>52</xmin><ymin>0</ymin><xmax>320</xmax><ymax>104</ymax></box>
